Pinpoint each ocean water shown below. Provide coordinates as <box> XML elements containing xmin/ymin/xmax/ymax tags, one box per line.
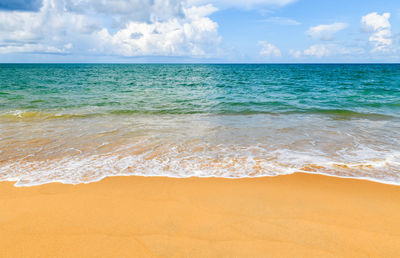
<box><xmin>1</xmin><ymin>64</ymin><xmax>400</xmax><ymax>186</ymax></box>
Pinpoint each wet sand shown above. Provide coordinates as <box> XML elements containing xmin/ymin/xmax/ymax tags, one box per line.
<box><xmin>0</xmin><ymin>173</ymin><xmax>400</xmax><ymax>257</ymax></box>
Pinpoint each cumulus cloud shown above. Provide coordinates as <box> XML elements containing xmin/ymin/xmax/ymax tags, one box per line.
<box><xmin>0</xmin><ymin>0</ymin><xmax>102</xmax><ymax>54</ymax></box>
<box><xmin>361</xmin><ymin>12</ymin><xmax>393</xmax><ymax>53</ymax></box>
<box><xmin>298</xmin><ymin>13</ymin><xmax>394</xmax><ymax>59</ymax></box>
<box><xmin>95</xmin><ymin>5</ymin><xmax>220</xmax><ymax>57</ymax></box>
<box><xmin>259</xmin><ymin>41</ymin><xmax>281</xmax><ymax>57</ymax></box>
<box><xmin>306</xmin><ymin>22</ymin><xmax>348</xmax><ymax>41</ymax></box>
<box><xmin>0</xmin><ymin>0</ymin><xmax>221</xmax><ymax>57</ymax></box>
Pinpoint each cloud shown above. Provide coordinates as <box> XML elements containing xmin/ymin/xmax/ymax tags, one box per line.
<box><xmin>306</xmin><ymin>22</ymin><xmax>348</xmax><ymax>41</ymax></box>
<box><xmin>301</xmin><ymin>43</ymin><xmax>364</xmax><ymax>58</ymax></box>
<box><xmin>0</xmin><ymin>0</ymin><xmax>42</xmax><ymax>11</ymax></box>
<box><xmin>95</xmin><ymin>5</ymin><xmax>220</xmax><ymax>57</ymax></box>
<box><xmin>65</xmin><ymin>0</ymin><xmax>185</xmax><ymax>23</ymax></box>
<box><xmin>303</xmin><ymin>44</ymin><xmax>347</xmax><ymax>58</ymax></box>
<box><xmin>0</xmin><ymin>43</ymin><xmax>70</xmax><ymax>54</ymax></box>
<box><xmin>297</xmin><ymin>13</ymin><xmax>394</xmax><ymax>59</ymax></box>
<box><xmin>188</xmin><ymin>0</ymin><xmax>297</xmax><ymax>9</ymax></box>
<box><xmin>361</xmin><ymin>12</ymin><xmax>392</xmax><ymax>53</ymax></box>
<box><xmin>259</xmin><ymin>41</ymin><xmax>281</xmax><ymax>57</ymax></box>
<box><xmin>0</xmin><ymin>0</ymin><xmax>221</xmax><ymax>57</ymax></box>
<box><xmin>303</xmin><ymin>44</ymin><xmax>331</xmax><ymax>58</ymax></box>
<box><xmin>0</xmin><ymin>0</ymin><xmax>102</xmax><ymax>54</ymax></box>
<box><xmin>261</xmin><ymin>16</ymin><xmax>300</xmax><ymax>25</ymax></box>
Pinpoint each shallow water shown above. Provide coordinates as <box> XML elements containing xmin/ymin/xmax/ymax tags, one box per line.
<box><xmin>1</xmin><ymin>64</ymin><xmax>400</xmax><ymax>186</ymax></box>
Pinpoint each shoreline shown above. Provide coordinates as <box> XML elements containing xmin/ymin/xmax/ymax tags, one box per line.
<box><xmin>5</xmin><ymin>171</ymin><xmax>400</xmax><ymax>188</ymax></box>
<box><xmin>1</xmin><ymin>172</ymin><xmax>400</xmax><ymax>257</ymax></box>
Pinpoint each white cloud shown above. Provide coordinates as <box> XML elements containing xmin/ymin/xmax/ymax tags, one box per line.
<box><xmin>0</xmin><ymin>0</ymin><xmax>221</xmax><ymax>57</ymax></box>
<box><xmin>0</xmin><ymin>0</ymin><xmax>295</xmax><ymax>59</ymax></box>
<box><xmin>0</xmin><ymin>44</ymin><xmax>68</xmax><ymax>54</ymax></box>
<box><xmin>306</xmin><ymin>22</ymin><xmax>348</xmax><ymax>41</ymax></box>
<box><xmin>65</xmin><ymin>0</ymin><xmax>185</xmax><ymax>23</ymax></box>
<box><xmin>261</xmin><ymin>16</ymin><xmax>300</xmax><ymax>25</ymax></box>
<box><xmin>0</xmin><ymin>0</ymin><xmax>101</xmax><ymax>54</ymax></box>
<box><xmin>361</xmin><ymin>12</ymin><xmax>393</xmax><ymax>53</ymax></box>
<box><xmin>301</xmin><ymin>43</ymin><xmax>365</xmax><ymax>58</ymax></box>
<box><xmin>188</xmin><ymin>0</ymin><xmax>297</xmax><ymax>9</ymax></box>
<box><xmin>95</xmin><ymin>5</ymin><xmax>220</xmax><ymax>57</ymax></box>
<box><xmin>259</xmin><ymin>41</ymin><xmax>281</xmax><ymax>57</ymax></box>
<box><xmin>303</xmin><ymin>44</ymin><xmax>348</xmax><ymax>58</ymax></box>
<box><xmin>303</xmin><ymin>44</ymin><xmax>331</xmax><ymax>58</ymax></box>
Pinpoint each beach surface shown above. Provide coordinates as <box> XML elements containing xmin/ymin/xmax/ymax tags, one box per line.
<box><xmin>1</xmin><ymin>173</ymin><xmax>400</xmax><ymax>257</ymax></box>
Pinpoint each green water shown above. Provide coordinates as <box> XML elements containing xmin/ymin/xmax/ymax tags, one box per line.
<box><xmin>1</xmin><ymin>64</ymin><xmax>399</xmax><ymax>117</ymax></box>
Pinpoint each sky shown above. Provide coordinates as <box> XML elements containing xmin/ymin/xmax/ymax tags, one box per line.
<box><xmin>0</xmin><ymin>0</ymin><xmax>399</xmax><ymax>63</ymax></box>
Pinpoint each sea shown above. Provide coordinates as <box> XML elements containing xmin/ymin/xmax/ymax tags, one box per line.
<box><xmin>1</xmin><ymin>64</ymin><xmax>399</xmax><ymax>186</ymax></box>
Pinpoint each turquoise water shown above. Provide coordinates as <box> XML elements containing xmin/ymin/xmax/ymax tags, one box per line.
<box><xmin>1</xmin><ymin>64</ymin><xmax>400</xmax><ymax>116</ymax></box>
<box><xmin>1</xmin><ymin>64</ymin><xmax>400</xmax><ymax>186</ymax></box>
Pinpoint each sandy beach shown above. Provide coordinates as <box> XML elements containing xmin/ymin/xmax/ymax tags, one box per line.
<box><xmin>0</xmin><ymin>173</ymin><xmax>399</xmax><ymax>257</ymax></box>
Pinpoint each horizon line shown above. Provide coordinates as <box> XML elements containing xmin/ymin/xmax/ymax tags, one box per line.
<box><xmin>1</xmin><ymin>62</ymin><xmax>399</xmax><ymax>65</ymax></box>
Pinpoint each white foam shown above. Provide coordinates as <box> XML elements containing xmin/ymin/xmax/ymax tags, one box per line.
<box><xmin>1</xmin><ymin>145</ymin><xmax>400</xmax><ymax>187</ymax></box>
<box><xmin>2</xmin><ymin>113</ymin><xmax>400</xmax><ymax>187</ymax></box>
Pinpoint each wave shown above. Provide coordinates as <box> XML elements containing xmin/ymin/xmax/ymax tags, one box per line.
<box><xmin>1</xmin><ymin>144</ymin><xmax>400</xmax><ymax>187</ymax></box>
<box><xmin>0</xmin><ymin>110</ymin><xmax>99</xmax><ymax>121</ymax></box>
<box><xmin>288</xmin><ymin>109</ymin><xmax>395</xmax><ymax>119</ymax></box>
<box><xmin>0</xmin><ymin>108</ymin><xmax>396</xmax><ymax>121</ymax></box>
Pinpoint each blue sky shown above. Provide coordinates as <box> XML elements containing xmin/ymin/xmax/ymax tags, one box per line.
<box><xmin>0</xmin><ymin>0</ymin><xmax>399</xmax><ymax>63</ymax></box>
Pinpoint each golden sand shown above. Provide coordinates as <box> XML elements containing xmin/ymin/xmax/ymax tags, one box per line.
<box><xmin>0</xmin><ymin>173</ymin><xmax>400</xmax><ymax>257</ymax></box>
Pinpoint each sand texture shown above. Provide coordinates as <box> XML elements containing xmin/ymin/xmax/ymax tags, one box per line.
<box><xmin>1</xmin><ymin>173</ymin><xmax>400</xmax><ymax>257</ymax></box>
